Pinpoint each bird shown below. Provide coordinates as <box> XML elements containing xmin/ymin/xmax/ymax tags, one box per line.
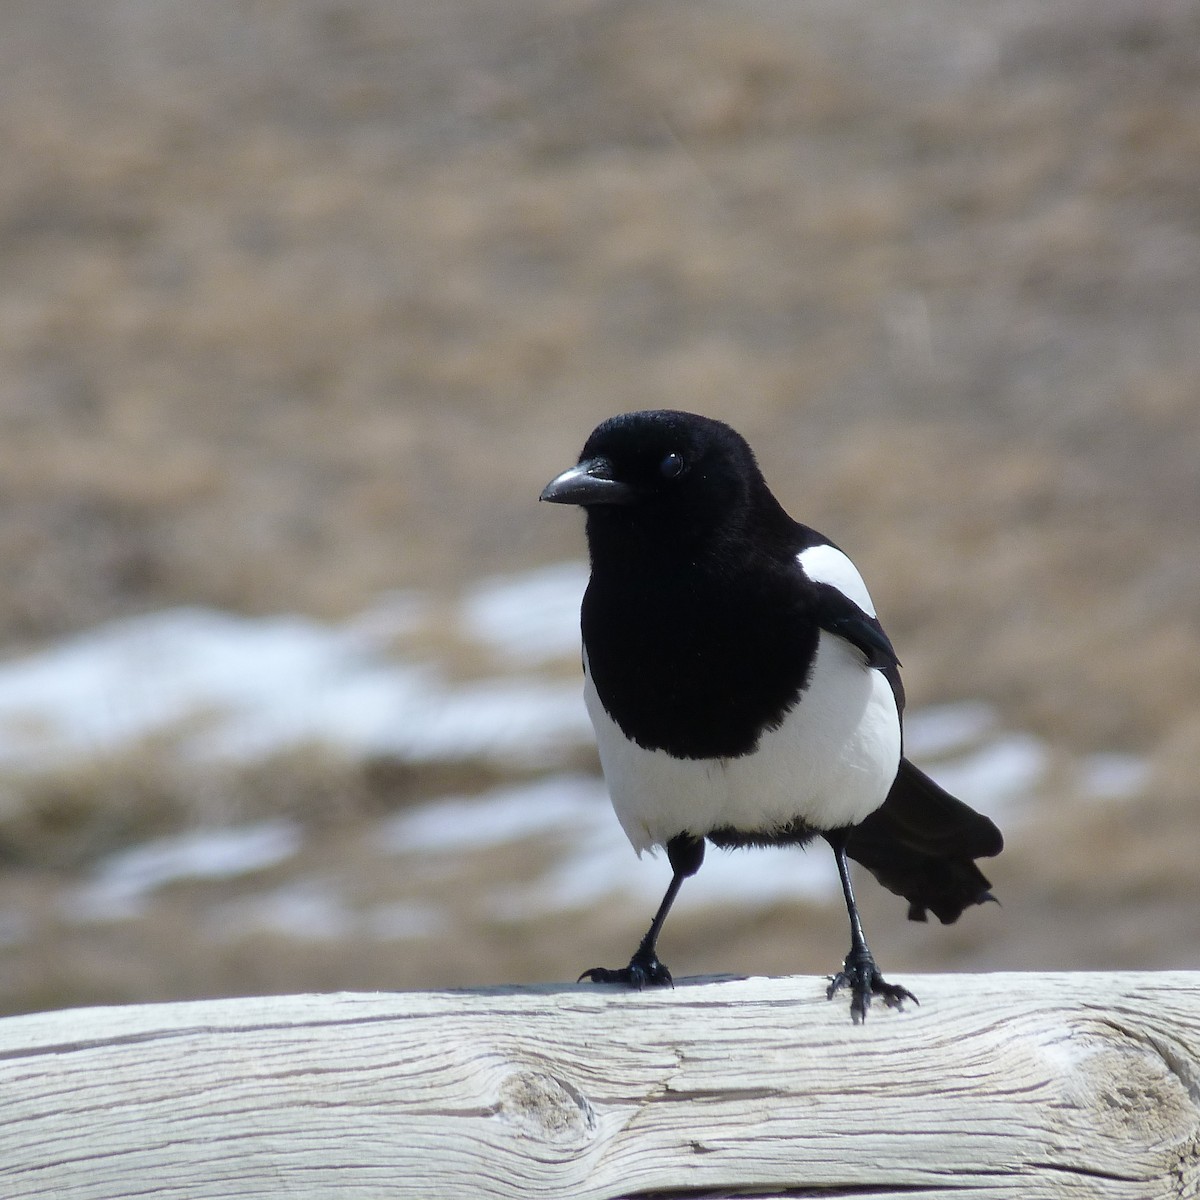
<box><xmin>539</xmin><ymin>409</ymin><xmax>1002</xmax><ymax>1022</ymax></box>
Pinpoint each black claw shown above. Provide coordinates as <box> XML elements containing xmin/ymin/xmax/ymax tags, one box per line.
<box><xmin>578</xmin><ymin>955</ymin><xmax>673</xmax><ymax>989</ymax></box>
<box><xmin>826</xmin><ymin>952</ymin><xmax>917</xmax><ymax>1023</ymax></box>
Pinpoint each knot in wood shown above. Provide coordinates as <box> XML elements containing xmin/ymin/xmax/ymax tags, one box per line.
<box><xmin>497</xmin><ymin>1067</ymin><xmax>597</xmax><ymax>1147</ymax></box>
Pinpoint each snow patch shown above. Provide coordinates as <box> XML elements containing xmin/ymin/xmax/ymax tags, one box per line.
<box><xmin>1079</xmin><ymin>752</ymin><xmax>1150</xmax><ymax>802</ymax></box>
<box><xmin>0</xmin><ymin>603</ymin><xmax>592</xmax><ymax>772</ymax></box>
<box><xmin>382</xmin><ymin>774</ymin><xmax>608</xmax><ymax>855</ymax></box>
<box><xmin>67</xmin><ymin>819</ymin><xmax>303</xmax><ymax>922</ymax></box>
<box><xmin>205</xmin><ymin>881</ymin><xmax>355</xmax><ymax>942</ymax></box>
<box><xmin>924</xmin><ymin>733</ymin><xmax>1048</xmax><ymax>821</ymax></box>
<box><xmin>459</xmin><ymin>562</ymin><xmax>588</xmax><ymax>666</ymax></box>
<box><xmin>903</xmin><ymin>701</ymin><xmax>997</xmax><ymax>759</ymax></box>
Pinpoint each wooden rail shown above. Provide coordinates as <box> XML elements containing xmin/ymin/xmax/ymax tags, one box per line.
<box><xmin>0</xmin><ymin>972</ymin><xmax>1197</xmax><ymax>1198</ymax></box>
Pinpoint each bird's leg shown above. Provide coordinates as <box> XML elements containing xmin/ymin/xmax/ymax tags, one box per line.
<box><xmin>824</xmin><ymin>830</ymin><xmax>918</xmax><ymax>1022</ymax></box>
<box><xmin>579</xmin><ymin>834</ymin><xmax>704</xmax><ymax>989</ymax></box>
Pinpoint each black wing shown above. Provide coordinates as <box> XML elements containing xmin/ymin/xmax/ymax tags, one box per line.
<box><xmin>807</xmin><ymin>580</ymin><xmax>906</xmax><ymax>714</ymax></box>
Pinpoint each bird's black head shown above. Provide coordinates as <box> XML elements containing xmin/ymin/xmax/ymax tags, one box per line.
<box><xmin>540</xmin><ymin>410</ymin><xmax>788</xmax><ymax>563</ymax></box>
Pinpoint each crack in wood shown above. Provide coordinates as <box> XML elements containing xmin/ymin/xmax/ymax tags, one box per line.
<box><xmin>621</xmin><ymin>1184</ymin><xmax>982</xmax><ymax>1198</ymax></box>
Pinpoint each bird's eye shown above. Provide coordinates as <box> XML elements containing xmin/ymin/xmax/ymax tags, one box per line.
<box><xmin>659</xmin><ymin>451</ymin><xmax>686</xmax><ymax>480</ymax></box>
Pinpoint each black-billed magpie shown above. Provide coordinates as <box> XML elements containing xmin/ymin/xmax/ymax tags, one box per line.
<box><xmin>540</xmin><ymin>409</ymin><xmax>1002</xmax><ymax>1021</ymax></box>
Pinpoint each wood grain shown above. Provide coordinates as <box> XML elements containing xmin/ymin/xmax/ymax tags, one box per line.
<box><xmin>1</xmin><ymin>973</ymin><xmax>1197</xmax><ymax>1199</ymax></box>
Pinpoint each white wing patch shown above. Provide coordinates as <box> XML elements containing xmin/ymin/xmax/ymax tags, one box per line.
<box><xmin>797</xmin><ymin>543</ymin><xmax>877</xmax><ymax>617</ymax></box>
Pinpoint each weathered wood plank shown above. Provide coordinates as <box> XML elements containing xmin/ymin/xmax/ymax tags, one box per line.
<box><xmin>0</xmin><ymin>973</ymin><xmax>1197</xmax><ymax>1199</ymax></box>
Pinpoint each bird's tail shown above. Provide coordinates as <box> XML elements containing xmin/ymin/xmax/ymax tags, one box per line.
<box><xmin>846</xmin><ymin>757</ymin><xmax>1003</xmax><ymax>924</ymax></box>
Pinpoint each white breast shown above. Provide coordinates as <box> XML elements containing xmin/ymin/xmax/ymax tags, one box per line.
<box><xmin>584</xmin><ymin>633</ymin><xmax>901</xmax><ymax>855</ymax></box>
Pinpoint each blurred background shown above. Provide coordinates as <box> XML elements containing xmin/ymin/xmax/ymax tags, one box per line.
<box><xmin>0</xmin><ymin>0</ymin><xmax>1196</xmax><ymax>1016</ymax></box>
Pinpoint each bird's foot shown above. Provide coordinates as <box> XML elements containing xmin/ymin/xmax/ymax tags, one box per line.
<box><xmin>826</xmin><ymin>948</ymin><xmax>917</xmax><ymax>1023</ymax></box>
<box><xmin>578</xmin><ymin>951</ymin><xmax>673</xmax><ymax>989</ymax></box>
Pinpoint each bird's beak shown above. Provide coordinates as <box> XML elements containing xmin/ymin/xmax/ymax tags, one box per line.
<box><xmin>539</xmin><ymin>458</ymin><xmax>636</xmax><ymax>506</ymax></box>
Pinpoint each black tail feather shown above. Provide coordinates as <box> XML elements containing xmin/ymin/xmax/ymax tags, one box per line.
<box><xmin>847</xmin><ymin>757</ymin><xmax>1003</xmax><ymax>925</ymax></box>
